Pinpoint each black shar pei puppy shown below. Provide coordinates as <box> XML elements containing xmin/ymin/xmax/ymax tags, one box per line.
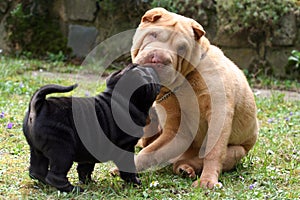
<box><xmin>23</xmin><ymin>64</ymin><xmax>160</xmax><ymax>192</ymax></box>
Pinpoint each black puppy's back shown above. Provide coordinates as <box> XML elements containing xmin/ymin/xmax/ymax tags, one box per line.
<box><xmin>25</xmin><ymin>84</ymin><xmax>78</xmax><ymax>128</ymax></box>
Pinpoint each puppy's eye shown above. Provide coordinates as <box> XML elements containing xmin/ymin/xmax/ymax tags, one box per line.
<box><xmin>149</xmin><ymin>32</ymin><xmax>157</xmax><ymax>39</ymax></box>
<box><xmin>177</xmin><ymin>45</ymin><xmax>187</xmax><ymax>56</ymax></box>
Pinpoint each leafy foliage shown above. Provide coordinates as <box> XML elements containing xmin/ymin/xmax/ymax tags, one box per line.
<box><xmin>217</xmin><ymin>0</ymin><xmax>300</xmax><ymax>77</ymax></box>
<box><xmin>286</xmin><ymin>50</ymin><xmax>300</xmax><ymax>78</ymax></box>
<box><xmin>287</xmin><ymin>50</ymin><xmax>300</xmax><ymax>69</ymax></box>
<box><xmin>150</xmin><ymin>0</ymin><xmax>212</xmax><ymax>26</ymax></box>
<box><xmin>151</xmin><ymin>0</ymin><xmax>203</xmax><ymax>15</ymax></box>
<box><xmin>216</xmin><ymin>0</ymin><xmax>298</xmax><ymax>36</ymax></box>
<box><xmin>6</xmin><ymin>3</ymin><xmax>70</xmax><ymax>58</ymax></box>
<box><xmin>46</xmin><ymin>51</ymin><xmax>66</xmax><ymax>63</ymax></box>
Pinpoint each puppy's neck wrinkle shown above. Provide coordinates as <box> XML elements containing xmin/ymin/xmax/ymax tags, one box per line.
<box><xmin>156</xmin><ymin>69</ymin><xmax>207</xmax><ymax>103</ymax></box>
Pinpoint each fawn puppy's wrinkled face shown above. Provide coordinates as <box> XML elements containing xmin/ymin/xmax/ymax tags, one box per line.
<box><xmin>131</xmin><ymin>8</ymin><xmax>207</xmax><ymax>89</ymax></box>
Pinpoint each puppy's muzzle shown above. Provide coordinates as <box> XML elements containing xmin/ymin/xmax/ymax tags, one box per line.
<box><xmin>139</xmin><ymin>49</ymin><xmax>172</xmax><ymax>66</ymax></box>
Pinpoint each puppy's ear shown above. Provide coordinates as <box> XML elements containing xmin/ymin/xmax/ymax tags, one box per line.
<box><xmin>191</xmin><ymin>20</ymin><xmax>205</xmax><ymax>41</ymax></box>
<box><xmin>142</xmin><ymin>8</ymin><xmax>166</xmax><ymax>23</ymax></box>
<box><xmin>106</xmin><ymin>69</ymin><xmax>122</xmax><ymax>87</ymax></box>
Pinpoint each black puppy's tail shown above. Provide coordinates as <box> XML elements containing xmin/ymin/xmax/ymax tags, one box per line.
<box><xmin>28</xmin><ymin>84</ymin><xmax>78</xmax><ymax>123</ymax></box>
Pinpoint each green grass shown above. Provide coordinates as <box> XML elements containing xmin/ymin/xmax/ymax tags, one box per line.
<box><xmin>244</xmin><ymin>69</ymin><xmax>300</xmax><ymax>92</ymax></box>
<box><xmin>0</xmin><ymin>57</ymin><xmax>299</xmax><ymax>199</ymax></box>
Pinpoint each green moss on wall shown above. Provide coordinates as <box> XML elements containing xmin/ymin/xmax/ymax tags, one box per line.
<box><xmin>6</xmin><ymin>2</ymin><xmax>70</xmax><ymax>58</ymax></box>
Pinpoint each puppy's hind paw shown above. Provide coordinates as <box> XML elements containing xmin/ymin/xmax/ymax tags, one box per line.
<box><xmin>132</xmin><ymin>177</ymin><xmax>142</xmax><ymax>186</ymax></box>
<box><xmin>119</xmin><ymin>171</ymin><xmax>141</xmax><ymax>186</ymax></box>
<box><xmin>29</xmin><ymin>172</ymin><xmax>47</xmax><ymax>184</ymax></box>
<box><xmin>192</xmin><ymin>177</ymin><xmax>218</xmax><ymax>189</ymax></box>
<box><xmin>174</xmin><ymin>164</ymin><xmax>196</xmax><ymax>179</ymax></box>
<box><xmin>57</xmin><ymin>185</ymin><xmax>84</xmax><ymax>193</ymax></box>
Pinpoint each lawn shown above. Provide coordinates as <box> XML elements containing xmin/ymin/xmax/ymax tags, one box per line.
<box><xmin>0</xmin><ymin>57</ymin><xmax>299</xmax><ymax>199</ymax></box>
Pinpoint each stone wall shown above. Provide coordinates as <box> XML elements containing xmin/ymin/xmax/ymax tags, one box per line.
<box><xmin>212</xmin><ymin>12</ymin><xmax>300</xmax><ymax>77</ymax></box>
<box><xmin>0</xmin><ymin>0</ymin><xmax>13</xmax><ymax>53</ymax></box>
<box><xmin>50</xmin><ymin>0</ymin><xmax>148</xmax><ymax>58</ymax></box>
<box><xmin>0</xmin><ymin>0</ymin><xmax>299</xmax><ymax>77</ymax></box>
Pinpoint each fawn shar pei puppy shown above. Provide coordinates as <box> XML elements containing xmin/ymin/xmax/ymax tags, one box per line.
<box><xmin>131</xmin><ymin>8</ymin><xmax>258</xmax><ymax>189</ymax></box>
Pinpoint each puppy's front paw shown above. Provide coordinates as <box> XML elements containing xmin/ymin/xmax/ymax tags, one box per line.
<box><xmin>45</xmin><ymin>172</ymin><xmax>83</xmax><ymax>193</ymax></box>
<box><xmin>29</xmin><ymin>172</ymin><xmax>47</xmax><ymax>184</ymax></box>
<box><xmin>174</xmin><ymin>164</ymin><xmax>196</xmax><ymax>179</ymax></box>
<box><xmin>119</xmin><ymin>171</ymin><xmax>141</xmax><ymax>186</ymax></box>
<box><xmin>192</xmin><ymin>175</ymin><xmax>218</xmax><ymax>189</ymax></box>
<box><xmin>51</xmin><ymin>182</ymin><xmax>84</xmax><ymax>193</ymax></box>
<box><xmin>132</xmin><ymin>177</ymin><xmax>142</xmax><ymax>186</ymax></box>
<box><xmin>135</xmin><ymin>154</ymin><xmax>155</xmax><ymax>171</ymax></box>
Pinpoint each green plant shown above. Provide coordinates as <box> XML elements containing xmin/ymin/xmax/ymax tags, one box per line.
<box><xmin>287</xmin><ymin>50</ymin><xmax>300</xmax><ymax>69</ymax></box>
<box><xmin>150</xmin><ymin>0</ymin><xmax>207</xmax><ymax>21</ymax></box>
<box><xmin>47</xmin><ymin>51</ymin><xmax>66</xmax><ymax>63</ymax></box>
<box><xmin>150</xmin><ymin>0</ymin><xmax>203</xmax><ymax>12</ymax></box>
<box><xmin>285</xmin><ymin>50</ymin><xmax>300</xmax><ymax>78</ymax></box>
<box><xmin>217</xmin><ymin>0</ymin><xmax>297</xmax><ymax>34</ymax></box>
<box><xmin>6</xmin><ymin>3</ymin><xmax>70</xmax><ymax>58</ymax></box>
<box><xmin>217</xmin><ymin>0</ymin><xmax>299</xmax><ymax>48</ymax></box>
<box><xmin>244</xmin><ymin>67</ymin><xmax>300</xmax><ymax>91</ymax></box>
<box><xmin>217</xmin><ymin>0</ymin><xmax>299</xmax><ymax>77</ymax></box>
<box><xmin>150</xmin><ymin>0</ymin><xmax>179</xmax><ymax>12</ymax></box>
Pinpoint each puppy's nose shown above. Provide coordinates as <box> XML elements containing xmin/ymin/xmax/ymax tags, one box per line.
<box><xmin>143</xmin><ymin>50</ymin><xmax>171</xmax><ymax>65</ymax></box>
<box><xmin>150</xmin><ymin>52</ymin><xmax>162</xmax><ymax>63</ymax></box>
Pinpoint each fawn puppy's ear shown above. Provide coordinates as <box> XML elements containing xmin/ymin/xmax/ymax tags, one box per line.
<box><xmin>191</xmin><ymin>20</ymin><xmax>205</xmax><ymax>41</ymax></box>
<box><xmin>141</xmin><ymin>7</ymin><xmax>167</xmax><ymax>23</ymax></box>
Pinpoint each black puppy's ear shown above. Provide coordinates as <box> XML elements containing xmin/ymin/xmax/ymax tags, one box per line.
<box><xmin>106</xmin><ymin>69</ymin><xmax>122</xmax><ymax>87</ymax></box>
<box><xmin>109</xmin><ymin>69</ymin><xmax>122</xmax><ymax>77</ymax></box>
<box><xmin>106</xmin><ymin>63</ymin><xmax>141</xmax><ymax>88</ymax></box>
<box><xmin>127</xmin><ymin>63</ymin><xmax>139</xmax><ymax>70</ymax></box>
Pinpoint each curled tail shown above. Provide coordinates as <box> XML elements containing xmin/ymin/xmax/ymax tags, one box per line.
<box><xmin>28</xmin><ymin>84</ymin><xmax>78</xmax><ymax>124</ymax></box>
